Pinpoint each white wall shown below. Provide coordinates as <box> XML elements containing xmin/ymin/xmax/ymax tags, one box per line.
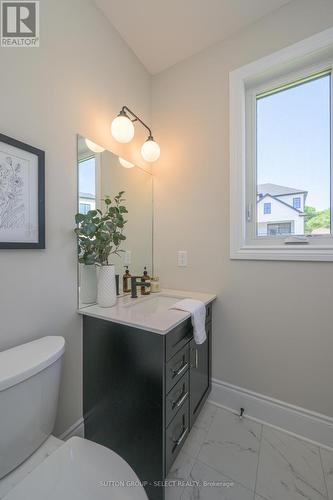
<box><xmin>152</xmin><ymin>0</ymin><xmax>333</xmax><ymax>417</ymax></box>
<box><xmin>0</xmin><ymin>0</ymin><xmax>151</xmax><ymax>435</ymax></box>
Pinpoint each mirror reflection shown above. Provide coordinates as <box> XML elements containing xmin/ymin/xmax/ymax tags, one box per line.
<box><xmin>77</xmin><ymin>135</ymin><xmax>153</xmax><ymax>307</ymax></box>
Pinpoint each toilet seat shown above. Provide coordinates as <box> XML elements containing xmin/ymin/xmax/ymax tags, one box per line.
<box><xmin>3</xmin><ymin>437</ymin><xmax>148</xmax><ymax>500</ymax></box>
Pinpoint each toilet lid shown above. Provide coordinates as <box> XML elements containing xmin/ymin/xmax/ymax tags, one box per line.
<box><xmin>3</xmin><ymin>437</ymin><xmax>148</xmax><ymax>500</ymax></box>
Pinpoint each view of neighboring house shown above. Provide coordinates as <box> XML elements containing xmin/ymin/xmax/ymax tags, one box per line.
<box><xmin>79</xmin><ymin>192</ymin><xmax>96</xmax><ymax>214</ymax></box>
<box><xmin>257</xmin><ymin>183</ymin><xmax>307</xmax><ymax>236</ymax></box>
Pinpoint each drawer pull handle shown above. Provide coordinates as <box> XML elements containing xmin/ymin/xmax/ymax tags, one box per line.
<box><xmin>172</xmin><ymin>362</ymin><xmax>188</xmax><ymax>378</ymax></box>
<box><xmin>172</xmin><ymin>427</ymin><xmax>188</xmax><ymax>446</ymax></box>
<box><xmin>172</xmin><ymin>391</ymin><xmax>188</xmax><ymax>409</ymax></box>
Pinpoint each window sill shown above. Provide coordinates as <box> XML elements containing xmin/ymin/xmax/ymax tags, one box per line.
<box><xmin>231</xmin><ymin>244</ymin><xmax>333</xmax><ymax>261</ymax></box>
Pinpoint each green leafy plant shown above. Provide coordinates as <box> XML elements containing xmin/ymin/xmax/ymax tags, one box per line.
<box><xmin>75</xmin><ymin>191</ymin><xmax>128</xmax><ymax>266</ymax></box>
<box><xmin>304</xmin><ymin>205</ymin><xmax>330</xmax><ymax>234</ymax></box>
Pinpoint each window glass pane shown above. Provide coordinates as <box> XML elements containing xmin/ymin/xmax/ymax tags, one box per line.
<box><xmin>256</xmin><ymin>73</ymin><xmax>331</xmax><ymax>237</ymax></box>
<box><xmin>293</xmin><ymin>197</ymin><xmax>301</xmax><ymax>209</ymax></box>
<box><xmin>78</xmin><ymin>157</ymin><xmax>96</xmax><ymax>214</ymax></box>
<box><xmin>79</xmin><ymin>203</ymin><xmax>91</xmax><ymax>214</ymax></box>
<box><xmin>264</xmin><ymin>202</ymin><xmax>271</xmax><ymax>214</ymax></box>
<box><xmin>267</xmin><ymin>223</ymin><xmax>292</xmax><ymax>235</ymax></box>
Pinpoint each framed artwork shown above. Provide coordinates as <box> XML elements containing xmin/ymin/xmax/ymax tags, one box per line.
<box><xmin>0</xmin><ymin>134</ymin><xmax>45</xmax><ymax>249</ymax></box>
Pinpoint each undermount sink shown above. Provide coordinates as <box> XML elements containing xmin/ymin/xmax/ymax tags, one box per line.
<box><xmin>126</xmin><ymin>295</ymin><xmax>185</xmax><ymax>315</ymax></box>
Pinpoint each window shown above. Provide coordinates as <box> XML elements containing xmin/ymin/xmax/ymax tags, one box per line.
<box><xmin>256</xmin><ymin>71</ymin><xmax>330</xmax><ymax>239</ymax></box>
<box><xmin>79</xmin><ymin>203</ymin><xmax>91</xmax><ymax>214</ymax></box>
<box><xmin>78</xmin><ymin>156</ymin><xmax>96</xmax><ymax>214</ymax></box>
<box><xmin>230</xmin><ymin>28</ymin><xmax>333</xmax><ymax>261</ymax></box>
<box><xmin>267</xmin><ymin>223</ymin><xmax>292</xmax><ymax>236</ymax></box>
<box><xmin>264</xmin><ymin>203</ymin><xmax>271</xmax><ymax>214</ymax></box>
<box><xmin>293</xmin><ymin>197</ymin><xmax>301</xmax><ymax>209</ymax></box>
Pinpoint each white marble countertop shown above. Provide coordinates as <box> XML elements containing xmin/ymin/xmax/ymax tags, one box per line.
<box><xmin>78</xmin><ymin>289</ymin><xmax>216</xmax><ymax>334</ymax></box>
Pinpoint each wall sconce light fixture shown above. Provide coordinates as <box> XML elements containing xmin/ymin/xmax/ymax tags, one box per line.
<box><xmin>111</xmin><ymin>106</ymin><xmax>160</xmax><ymax>162</ymax></box>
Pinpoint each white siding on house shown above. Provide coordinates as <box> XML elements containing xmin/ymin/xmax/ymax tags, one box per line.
<box><xmin>79</xmin><ymin>196</ymin><xmax>95</xmax><ymax>214</ymax></box>
<box><xmin>257</xmin><ymin>196</ymin><xmax>305</xmax><ymax>235</ymax></box>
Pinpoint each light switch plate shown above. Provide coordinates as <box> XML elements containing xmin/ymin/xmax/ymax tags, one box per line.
<box><xmin>178</xmin><ymin>250</ymin><xmax>188</xmax><ymax>267</ymax></box>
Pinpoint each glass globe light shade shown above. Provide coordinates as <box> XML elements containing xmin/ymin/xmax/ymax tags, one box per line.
<box><xmin>141</xmin><ymin>138</ymin><xmax>160</xmax><ymax>162</ymax></box>
<box><xmin>111</xmin><ymin>115</ymin><xmax>135</xmax><ymax>143</ymax></box>
<box><xmin>84</xmin><ymin>138</ymin><xmax>105</xmax><ymax>153</ymax></box>
<box><xmin>119</xmin><ymin>157</ymin><xmax>135</xmax><ymax>169</ymax></box>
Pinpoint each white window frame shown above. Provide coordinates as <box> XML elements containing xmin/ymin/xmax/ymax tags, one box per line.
<box><xmin>230</xmin><ymin>27</ymin><xmax>333</xmax><ymax>261</ymax></box>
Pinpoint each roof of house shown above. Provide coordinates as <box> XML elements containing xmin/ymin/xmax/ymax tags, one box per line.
<box><xmin>257</xmin><ymin>194</ymin><xmax>305</xmax><ymax>215</ymax></box>
<box><xmin>79</xmin><ymin>192</ymin><xmax>95</xmax><ymax>200</ymax></box>
<box><xmin>257</xmin><ymin>183</ymin><xmax>307</xmax><ymax>197</ymax></box>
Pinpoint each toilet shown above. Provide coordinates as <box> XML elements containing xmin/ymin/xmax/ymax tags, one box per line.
<box><xmin>0</xmin><ymin>336</ymin><xmax>148</xmax><ymax>500</ymax></box>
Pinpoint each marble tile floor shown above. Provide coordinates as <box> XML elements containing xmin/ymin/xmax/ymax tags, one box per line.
<box><xmin>166</xmin><ymin>402</ymin><xmax>333</xmax><ymax>500</ymax></box>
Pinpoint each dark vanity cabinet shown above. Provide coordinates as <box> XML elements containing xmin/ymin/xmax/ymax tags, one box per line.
<box><xmin>83</xmin><ymin>302</ymin><xmax>213</xmax><ymax>500</ymax></box>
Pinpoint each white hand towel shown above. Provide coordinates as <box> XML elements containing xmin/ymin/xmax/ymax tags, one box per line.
<box><xmin>170</xmin><ymin>299</ymin><xmax>207</xmax><ymax>344</ymax></box>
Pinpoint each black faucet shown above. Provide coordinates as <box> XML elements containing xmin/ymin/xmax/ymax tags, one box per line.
<box><xmin>131</xmin><ymin>276</ymin><xmax>150</xmax><ymax>298</ymax></box>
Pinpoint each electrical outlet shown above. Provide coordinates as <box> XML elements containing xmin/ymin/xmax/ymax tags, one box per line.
<box><xmin>178</xmin><ymin>250</ymin><xmax>188</xmax><ymax>267</ymax></box>
<box><xmin>124</xmin><ymin>250</ymin><xmax>132</xmax><ymax>265</ymax></box>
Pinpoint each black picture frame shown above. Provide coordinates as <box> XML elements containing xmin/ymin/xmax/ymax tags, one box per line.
<box><xmin>0</xmin><ymin>133</ymin><xmax>45</xmax><ymax>249</ymax></box>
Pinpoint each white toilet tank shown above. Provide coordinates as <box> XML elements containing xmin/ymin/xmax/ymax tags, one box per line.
<box><xmin>0</xmin><ymin>336</ymin><xmax>65</xmax><ymax>479</ymax></box>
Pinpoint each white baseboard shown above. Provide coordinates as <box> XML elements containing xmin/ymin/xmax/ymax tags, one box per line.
<box><xmin>58</xmin><ymin>417</ymin><xmax>84</xmax><ymax>441</ymax></box>
<box><xmin>209</xmin><ymin>378</ymin><xmax>333</xmax><ymax>451</ymax></box>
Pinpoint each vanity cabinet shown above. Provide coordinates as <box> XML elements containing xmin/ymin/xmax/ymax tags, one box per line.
<box><xmin>83</xmin><ymin>302</ymin><xmax>213</xmax><ymax>500</ymax></box>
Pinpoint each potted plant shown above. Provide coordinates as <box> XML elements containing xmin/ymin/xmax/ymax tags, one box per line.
<box><xmin>75</xmin><ymin>191</ymin><xmax>127</xmax><ymax>307</ymax></box>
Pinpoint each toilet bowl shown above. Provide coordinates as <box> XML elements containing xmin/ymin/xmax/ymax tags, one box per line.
<box><xmin>3</xmin><ymin>437</ymin><xmax>148</xmax><ymax>500</ymax></box>
<box><xmin>0</xmin><ymin>337</ymin><xmax>148</xmax><ymax>500</ymax></box>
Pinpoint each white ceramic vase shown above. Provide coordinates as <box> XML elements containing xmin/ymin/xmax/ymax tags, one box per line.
<box><xmin>80</xmin><ymin>264</ymin><xmax>97</xmax><ymax>304</ymax></box>
<box><xmin>97</xmin><ymin>265</ymin><xmax>117</xmax><ymax>308</ymax></box>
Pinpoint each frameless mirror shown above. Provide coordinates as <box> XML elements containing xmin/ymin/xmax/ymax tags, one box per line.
<box><xmin>77</xmin><ymin>135</ymin><xmax>153</xmax><ymax>307</ymax></box>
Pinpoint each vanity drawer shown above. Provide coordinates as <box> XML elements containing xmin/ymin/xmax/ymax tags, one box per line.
<box><xmin>165</xmin><ymin>400</ymin><xmax>189</xmax><ymax>474</ymax></box>
<box><xmin>166</xmin><ymin>318</ymin><xmax>192</xmax><ymax>361</ymax></box>
<box><xmin>165</xmin><ymin>371</ymin><xmax>189</xmax><ymax>427</ymax></box>
<box><xmin>166</xmin><ymin>345</ymin><xmax>190</xmax><ymax>393</ymax></box>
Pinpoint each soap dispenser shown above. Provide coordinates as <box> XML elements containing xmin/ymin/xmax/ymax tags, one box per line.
<box><xmin>150</xmin><ymin>276</ymin><xmax>161</xmax><ymax>293</ymax></box>
<box><xmin>141</xmin><ymin>266</ymin><xmax>151</xmax><ymax>295</ymax></box>
<box><xmin>123</xmin><ymin>266</ymin><xmax>131</xmax><ymax>293</ymax></box>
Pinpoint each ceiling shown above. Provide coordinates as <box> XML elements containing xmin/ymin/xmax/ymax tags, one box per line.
<box><xmin>95</xmin><ymin>0</ymin><xmax>292</xmax><ymax>74</ymax></box>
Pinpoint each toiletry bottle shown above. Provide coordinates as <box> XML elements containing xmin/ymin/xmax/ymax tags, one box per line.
<box><xmin>141</xmin><ymin>266</ymin><xmax>151</xmax><ymax>295</ymax></box>
<box><xmin>150</xmin><ymin>276</ymin><xmax>161</xmax><ymax>293</ymax></box>
<box><xmin>123</xmin><ymin>266</ymin><xmax>131</xmax><ymax>293</ymax></box>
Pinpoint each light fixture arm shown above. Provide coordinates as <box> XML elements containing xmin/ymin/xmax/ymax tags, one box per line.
<box><xmin>120</xmin><ymin>106</ymin><xmax>153</xmax><ymax>139</ymax></box>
